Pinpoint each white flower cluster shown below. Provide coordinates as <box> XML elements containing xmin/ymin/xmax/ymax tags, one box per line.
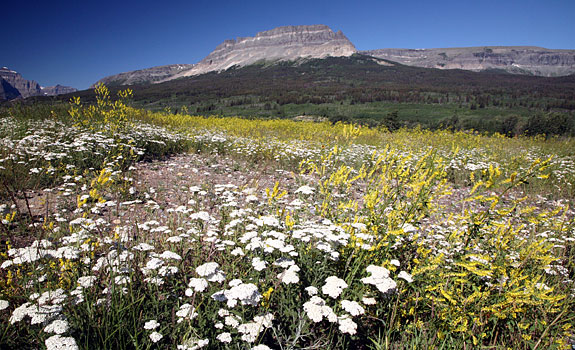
<box><xmin>196</xmin><ymin>262</ymin><xmax>226</xmax><ymax>283</ymax></box>
<box><xmin>361</xmin><ymin>265</ymin><xmax>397</xmax><ymax>294</ymax></box>
<box><xmin>322</xmin><ymin>276</ymin><xmax>348</xmax><ymax>298</ymax></box>
<box><xmin>212</xmin><ymin>281</ymin><xmax>261</xmax><ymax>308</ymax></box>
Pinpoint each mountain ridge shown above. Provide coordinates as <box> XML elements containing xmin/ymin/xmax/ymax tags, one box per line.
<box><xmin>94</xmin><ymin>25</ymin><xmax>575</xmax><ymax>86</ymax></box>
<box><xmin>361</xmin><ymin>46</ymin><xmax>575</xmax><ymax>77</ymax></box>
<box><xmin>0</xmin><ymin>67</ymin><xmax>77</xmax><ymax>100</ymax></box>
<box><xmin>95</xmin><ymin>24</ymin><xmax>357</xmax><ymax>86</ymax></box>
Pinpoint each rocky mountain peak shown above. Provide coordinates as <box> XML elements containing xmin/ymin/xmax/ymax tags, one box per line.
<box><xmin>166</xmin><ymin>24</ymin><xmax>357</xmax><ymax>81</ymax></box>
<box><xmin>361</xmin><ymin>46</ymin><xmax>575</xmax><ymax>77</ymax></box>
<box><xmin>0</xmin><ymin>67</ymin><xmax>77</xmax><ymax>100</ymax></box>
<box><xmin>0</xmin><ymin>67</ymin><xmax>41</xmax><ymax>99</ymax></box>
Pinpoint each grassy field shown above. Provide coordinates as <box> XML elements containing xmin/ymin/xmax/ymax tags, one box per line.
<box><xmin>1</xmin><ymin>85</ymin><xmax>574</xmax><ymax>349</ymax></box>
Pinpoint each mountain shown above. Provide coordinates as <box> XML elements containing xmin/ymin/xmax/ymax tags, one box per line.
<box><xmin>0</xmin><ymin>67</ymin><xmax>42</xmax><ymax>98</ymax></box>
<box><xmin>361</xmin><ymin>47</ymin><xmax>575</xmax><ymax>77</ymax></box>
<box><xmin>165</xmin><ymin>24</ymin><xmax>356</xmax><ymax>81</ymax></box>
<box><xmin>0</xmin><ymin>78</ymin><xmax>21</xmax><ymax>100</ymax></box>
<box><xmin>94</xmin><ymin>26</ymin><xmax>575</xmax><ymax>87</ymax></box>
<box><xmin>95</xmin><ymin>24</ymin><xmax>356</xmax><ymax>85</ymax></box>
<box><xmin>94</xmin><ymin>64</ymin><xmax>195</xmax><ymax>87</ymax></box>
<box><xmin>40</xmin><ymin>85</ymin><xmax>78</xmax><ymax>96</ymax></box>
<box><xmin>0</xmin><ymin>67</ymin><xmax>77</xmax><ymax>100</ymax></box>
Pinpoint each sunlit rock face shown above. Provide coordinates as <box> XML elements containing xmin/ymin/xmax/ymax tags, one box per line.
<box><xmin>0</xmin><ymin>67</ymin><xmax>41</xmax><ymax>99</ymax></box>
<box><xmin>93</xmin><ymin>64</ymin><xmax>195</xmax><ymax>87</ymax></box>
<box><xmin>362</xmin><ymin>46</ymin><xmax>575</xmax><ymax>77</ymax></box>
<box><xmin>0</xmin><ymin>67</ymin><xmax>77</xmax><ymax>100</ymax></box>
<box><xmin>167</xmin><ymin>24</ymin><xmax>357</xmax><ymax>80</ymax></box>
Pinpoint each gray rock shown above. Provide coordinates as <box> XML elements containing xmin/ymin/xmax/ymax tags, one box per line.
<box><xmin>95</xmin><ymin>25</ymin><xmax>356</xmax><ymax>86</ymax></box>
<box><xmin>361</xmin><ymin>46</ymin><xmax>575</xmax><ymax>77</ymax></box>
<box><xmin>40</xmin><ymin>85</ymin><xmax>78</xmax><ymax>96</ymax></box>
<box><xmin>93</xmin><ymin>64</ymin><xmax>195</xmax><ymax>87</ymax></box>
<box><xmin>0</xmin><ymin>67</ymin><xmax>42</xmax><ymax>98</ymax></box>
<box><xmin>167</xmin><ymin>24</ymin><xmax>356</xmax><ymax>81</ymax></box>
<box><xmin>0</xmin><ymin>77</ymin><xmax>22</xmax><ymax>100</ymax></box>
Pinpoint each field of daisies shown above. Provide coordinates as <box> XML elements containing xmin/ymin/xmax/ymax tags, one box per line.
<box><xmin>1</xmin><ymin>85</ymin><xmax>574</xmax><ymax>349</ymax></box>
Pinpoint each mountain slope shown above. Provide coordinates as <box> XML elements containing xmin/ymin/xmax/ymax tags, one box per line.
<box><xmin>166</xmin><ymin>24</ymin><xmax>356</xmax><ymax>81</ymax></box>
<box><xmin>361</xmin><ymin>46</ymin><xmax>575</xmax><ymax>77</ymax></box>
<box><xmin>0</xmin><ymin>67</ymin><xmax>41</xmax><ymax>98</ymax></box>
<box><xmin>95</xmin><ymin>25</ymin><xmax>356</xmax><ymax>85</ymax></box>
<box><xmin>71</xmin><ymin>55</ymin><xmax>575</xmax><ymax>109</ymax></box>
<box><xmin>94</xmin><ymin>64</ymin><xmax>195</xmax><ymax>87</ymax></box>
<box><xmin>0</xmin><ymin>67</ymin><xmax>77</xmax><ymax>100</ymax></box>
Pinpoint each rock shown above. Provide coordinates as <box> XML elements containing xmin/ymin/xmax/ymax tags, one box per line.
<box><xmin>92</xmin><ymin>64</ymin><xmax>195</xmax><ymax>87</ymax></box>
<box><xmin>95</xmin><ymin>25</ymin><xmax>356</xmax><ymax>85</ymax></box>
<box><xmin>40</xmin><ymin>85</ymin><xmax>78</xmax><ymax>96</ymax></box>
<box><xmin>361</xmin><ymin>46</ymin><xmax>575</xmax><ymax>77</ymax></box>
<box><xmin>0</xmin><ymin>77</ymin><xmax>22</xmax><ymax>100</ymax></box>
<box><xmin>0</xmin><ymin>67</ymin><xmax>76</xmax><ymax>100</ymax></box>
<box><xmin>0</xmin><ymin>67</ymin><xmax>42</xmax><ymax>98</ymax></box>
<box><xmin>167</xmin><ymin>24</ymin><xmax>356</xmax><ymax>80</ymax></box>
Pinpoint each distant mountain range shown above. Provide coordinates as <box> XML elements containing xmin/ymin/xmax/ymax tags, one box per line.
<box><xmin>0</xmin><ymin>67</ymin><xmax>76</xmax><ymax>101</ymax></box>
<box><xmin>94</xmin><ymin>25</ymin><xmax>575</xmax><ymax>87</ymax></box>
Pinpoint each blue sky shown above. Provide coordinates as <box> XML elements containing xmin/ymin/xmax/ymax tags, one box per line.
<box><xmin>3</xmin><ymin>0</ymin><xmax>574</xmax><ymax>90</ymax></box>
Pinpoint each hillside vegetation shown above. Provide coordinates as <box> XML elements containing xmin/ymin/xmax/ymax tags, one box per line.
<box><xmin>38</xmin><ymin>55</ymin><xmax>575</xmax><ymax>136</ymax></box>
<box><xmin>0</xmin><ymin>85</ymin><xmax>574</xmax><ymax>349</ymax></box>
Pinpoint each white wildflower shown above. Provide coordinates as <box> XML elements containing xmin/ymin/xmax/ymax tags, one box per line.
<box><xmin>305</xmin><ymin>286</ymin><xmax>318</xmax><ymax>296</ymax></box>
<box><xmin>338</xmin><ymin>315</ymin><xmax>357</xmax><ymax>335</ymax></box>
<box><xmin>176</xmin><ymin>303</ymin><xmax>198</xmax><ymax>322</ymax></box>
<box><xmin>45</xmin><ymin>335</ymin><xmax>79</xmax><ymax>350</ymax></box>
<box><xmin>0</xmin><ymin>300</ymin><xmax>9</xmax><ymax>310</ymax></box>
<box><xmin>251</xmin><ymin>257</ymin><xmax>267</xmax><ymax>271</ymax></box>
<box><xmin>144</xmin><ymin>320</ymin><xmax>160</xmax><ymax>330</ymax></box>
<box><xmin>341</xmin><ymin>300</ymin><xmax>365</xmax><ymax>316</ymax></box>
<box><xmin>196</xmin><ymin>262</ymin><xmax>226</xmax><ymax>283</ymax></box>
<box><xmin>190</xmin><ymin>211</ymin><xmax>211</xmax><ymax>221</ymax></box>
<box><xmin>77</xmin><ymin>276</ymin><xmax>97</xmax><ymax>289</ymax></box>
<box><xmin>159</xmin><ymin>266</ymin><xmax>178</xmax><ymax>276</ymax></box>
<box><xmin>397</xmin><ymin>271</ymin><xmax>414</xmax><ymax>283</ymax></box>
<box><xmin>361</xmin><ymin>265</ymin><xmax>397</xmax><ymax>294</ymax></box>
<box><xmin>223</xmin><ymin>283</ymin><xmax>261</xmax><ymax>308</ymax></box>
<box><xmin>218</xmin><ymin>308</ymin><xmax>230</xmax><ymax>317</ymax></box>
<box><xmin>295</xmin><ymin>185</ymin><xmax>315</xmax><ymax>195</ymax></box>
<box><xmin>225</xmin><ymin>315</ymin><xmax>241</xmax><ymax>327</ymax></box>
<box><xmin>177</xmin><ymin>338</ymin><xmax>209</xmax><ymax>350</ymax></box>
<box><xmin>44</xmin><ymin>319</ymin><xmax>70</xmax><ymax>334</ymax></box>
<box><xmin>252</xmin><ymin>345</ymin><xmax>272</xmax><ymax>350</ymax></box>
<box><xmin>159</xmin><ymin>251</ymin><xmax>182</xmax><ymax>260</ymax></box>
<box><xmin>145</xmin><ymin>257</ymin><xmax>164</xmax><ymax>270</ymax></box>
<box><xmin>362</xmin><ymin>296</ymin><xmax>377</xmax><ymax>305</ymax></box>
<box><xmin>230</xmin><ymin>247</ymin><xmax>244</xmax><ymax>256</ymax></box>
<box><xmin>167</xmin><ymin>236</ymin><xmax>183</xmax><ymax>243</ymax></box>
<box><xmin>216</xmin><ymin>332</ymin><xmax>232</xmax><ymax>343</ymax></box>
<box><xmin>277</xmin><ymin>264</ymin><xmax>300</xmax><ymax>284</ymax></box>
<box><xmin>186</xmin><ymin>278</ymin><xmax>209</xmax><ymax>295</ymax></box>
<box><xmin>149</xmin><ymin>331</ymin><xmax>163</xmax><ymax>343</ymax></box>
<box><xmin>322</xmin><ymin>276</ymin><xmax>348</xmax><ymax>299</ymax></box>
<box><xmin>303</xmin><ymin>296</ymin><xmax>338</xmax><ymax>323</ymax></box>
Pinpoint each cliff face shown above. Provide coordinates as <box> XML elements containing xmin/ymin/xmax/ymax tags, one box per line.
<box><xmin>0</xmin><ymin>78</ymin><xmax>22</xmax><ymax>100</ymax></box>
<box><xmin>93</xmin><ymin>64</ymin><xmax>195</xmax><ymax>87</ymax></box>
<box><xmin>96</xmin><ymin>25</ymin><xmax>356</xmax><ymax>85</ymax></box>
<box><xmin>169</xmin><ymin>24</ymin><xmax>357</xmax><ymax>80</ymax></box>
<box><xmin>0</xmin><ymin>67</ymin><xmax>77</xmax><ymax>100</ymax></box>
<box><xmin>0</xmin><ymin>67</ymin><xmax>42</xmax><ymax>98</ymax></box>
<box><xmin>361</xmin><ymin>47</ymin><xmax>575</xmax><ymax>77</ymax></box>
<box><xmin>93</xmin><ymin>26</ymin><xmax>575</xmax><ymax>87</ymax></box>
<box><xmin>41</xmin><ymin>85</ymin><xmax>78</xmax><ymax>96</ymax></box>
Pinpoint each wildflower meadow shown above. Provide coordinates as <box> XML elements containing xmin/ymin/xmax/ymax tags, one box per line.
<box><xmin>0</xmin><ymin>85</ymin><xmax>574</xmax><ymax>349</ymax></box>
